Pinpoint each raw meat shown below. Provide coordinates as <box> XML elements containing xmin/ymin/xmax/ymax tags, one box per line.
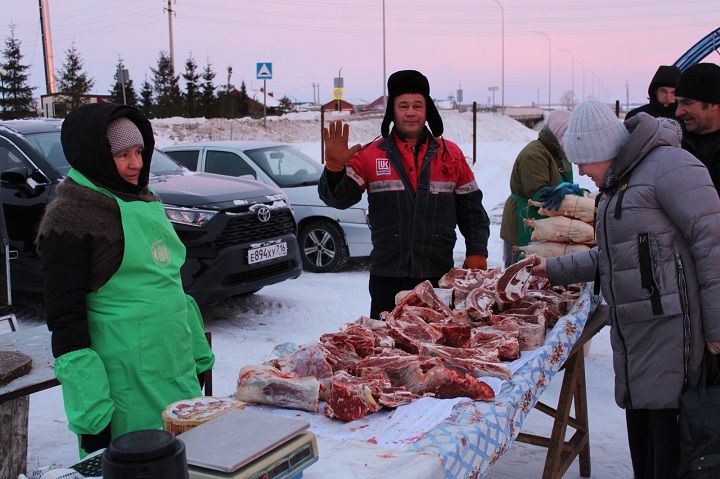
<box><xmin>489</xmin><ymin>316</ymin><xmax>546</xmax><ymax>351</ymax></box>
<box><xmin>385</xmin><ymin>313</ymin><xmax>444</xmax><ymax>354</ymax></box>
<box><xmin>467</xmin><ymin>326</ymin><xmax>521</xmax><ymax>361</ymax></box>
<box><xmin>429</xmin><ymin>322</ymin><xmax>472</xmax><ymax>347</ymax></box>
<box><xmin>495</xmin><ymin>257</ymin><xmax>536</xmax><ymax>310</ymax></box>
<box><xmin>421</xmin><ymin>363</ymin><xmax>495</xmax><ymax>401</ymax></box>
<box><xmin>235</xmin><ymin>365</ymin><xmax>320</xmax><ymax>412</ymax></box>
<box><xmin>324</xmin><ymin>371</ymin><xmax>383</xmax><ymax>421</ymax></box>
<box><xmin>464</xmin><ymin>287</ymin><xmax>496</xmax><ymax>321</ymax></box>
<box><xmin>388</xmin><ymin>280</ymin><xmax>454</xmax><ymax>319</ymax></box>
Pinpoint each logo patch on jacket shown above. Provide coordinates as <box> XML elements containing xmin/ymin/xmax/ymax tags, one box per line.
<box><xmin>376</xmin><ymin>158</ymin><xmax>391</xmax><ymax>176</ymax></box>
<box><xmin>152</xmin><ymin>240</ymin><xmax>172</xmax><ymax>267</ymax></box>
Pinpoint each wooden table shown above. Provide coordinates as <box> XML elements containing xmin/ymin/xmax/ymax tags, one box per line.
<box><xmin>0</xmin><ymin>326</ymin><xmax>58</xmax><ymax>478</ymax></box>
<box><xmin>515</xmin><ymin>304</ymin><xmax>608</xmax><ymax>479</ymax></box>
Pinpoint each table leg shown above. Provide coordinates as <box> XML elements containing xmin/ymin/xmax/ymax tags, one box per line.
<box><xmin>0</xmin><ymin>395</ymin><xmax>29</xmax><ymax>478</ymax></box>
<box><xmin>516</xmin><ymin>348</ymin><xmax>591</xmax><ymax>479</ymax></box>
<box><xmin>574</xmin><ymin>351</ymin><xmax>591</xmax><ymax>477</ymax></box>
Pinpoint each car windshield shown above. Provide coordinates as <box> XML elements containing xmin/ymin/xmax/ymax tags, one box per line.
<box><xmin>244</xmin><ymin>145</ymin><xmax>322</xmax><ymax>187</ymax></box>
<box><xmin>23</xmin><ymin>131</ymin><xmax>186</xmax><ymax>176</ymax></box>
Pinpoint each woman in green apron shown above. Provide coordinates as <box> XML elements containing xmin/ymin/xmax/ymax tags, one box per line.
<box><xmin>37</xmin><ymin>104</ymin><xmax>214</xmax><ymax>457</ymax></box>
<box><xmin>500</xmin><ymin>110</ymin><xmax>573</xmax><ymax>267</ymax></box>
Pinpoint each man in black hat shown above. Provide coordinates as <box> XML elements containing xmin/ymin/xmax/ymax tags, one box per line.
<box><xmin>625</xmin><ymin>65</ymin><xmax>681</xmax><ymax>120</ymax></box>
<box><xmin>675</xmin><ymin>62</ymin><xmax>720</xmax><ymax>193</ymax></box>
<box><xmin>318</xmin><ymin>69</ymin><xmax>490</xmax><ymax>319</ymax></box>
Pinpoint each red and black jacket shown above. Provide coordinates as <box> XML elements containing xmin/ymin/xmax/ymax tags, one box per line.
<box><xmin>319</xmin><ymin>129</ymin><xmax>489</xmax><ymax>278</ymax></box>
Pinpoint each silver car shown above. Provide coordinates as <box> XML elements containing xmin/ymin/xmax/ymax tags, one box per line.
<box><xmin>162</xmin><ymin>141</ymin><xmax>371</xmax><ymax>273</ymax></box>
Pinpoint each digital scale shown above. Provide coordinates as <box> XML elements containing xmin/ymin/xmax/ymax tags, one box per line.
<box><xmin>179</xmin><ymin>409</ymin><xmax>319</xmax><ymax>479</ymax></box>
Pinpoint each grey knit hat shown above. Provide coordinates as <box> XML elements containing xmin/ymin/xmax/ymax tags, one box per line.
<box><xmin>562</xmin><ymin>100</ymin><xmax>629</xmax><ymax>164</ymax></box>
<box><xmin>106</xmin><ymin>117</ymin><xmax>144</xmax><ymax>156</ymax></box>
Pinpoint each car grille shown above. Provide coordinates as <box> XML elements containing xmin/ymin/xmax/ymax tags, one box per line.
<box><xmin>224</xmin><ymin>259</ymin><xmax>299</xmax><ymax>284</ymax></box>
<box><xmin>215</xmin><ymin>209</ymin><xmax>296</xmax><ymax>249</ymax></box>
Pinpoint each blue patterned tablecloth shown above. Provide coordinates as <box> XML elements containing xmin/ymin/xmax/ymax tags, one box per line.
<box><xmin>251</xmin><ymin>287</ymin><xmax>596</xmax><ymax>479</ymax></box>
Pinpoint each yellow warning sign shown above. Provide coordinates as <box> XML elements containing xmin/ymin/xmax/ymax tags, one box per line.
<box><xmin>333</xmin><ymin>87</ymin><xmax>344</xmax><ymax>100</ymax></box>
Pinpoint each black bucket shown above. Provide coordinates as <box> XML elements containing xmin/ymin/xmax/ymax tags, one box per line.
<box><xmin>102</xmin><ymin>429</ymin><xmax>188</xmax><ymax>479</ymax></box>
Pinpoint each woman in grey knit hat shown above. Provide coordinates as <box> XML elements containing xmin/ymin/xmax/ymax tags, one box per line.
<box><xmin>531</xmin><ymin>100</ymin><xmax>720</xmax><ymax>479</ymax></box>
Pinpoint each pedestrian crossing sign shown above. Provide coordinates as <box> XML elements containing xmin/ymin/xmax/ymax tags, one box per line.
<box><xmin>256</xmin><ymin>62</ymin><xmax>272</xmax><ymax>80</ymax></box>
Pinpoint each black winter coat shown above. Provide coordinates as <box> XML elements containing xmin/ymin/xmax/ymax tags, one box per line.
<box><xmin>682</xmin><ymin>128</ymin><xmax>720</xmax><ymax>194</ymax></box>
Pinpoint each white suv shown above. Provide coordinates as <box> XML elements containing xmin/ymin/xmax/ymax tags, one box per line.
<box><xmin>162</xmin><ymin>141</ymin><xmax>371</xmax><ymax>273</ymax></box>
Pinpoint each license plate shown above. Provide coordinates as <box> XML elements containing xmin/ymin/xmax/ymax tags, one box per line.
<box><xmin>247</xmin><ymin>242</ymin><xmax>288</xmax><ymax>264</ymax></box>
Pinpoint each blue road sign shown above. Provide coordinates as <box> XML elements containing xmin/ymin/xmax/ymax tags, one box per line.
<box><xmin>256</xmin><ymin>62</ymin><xmax>272</xmax><ymax>80</ymax></box>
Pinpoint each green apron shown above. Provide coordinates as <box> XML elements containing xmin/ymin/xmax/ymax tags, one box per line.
<box><xmin>54</xmin><ymin>169</ymin><xmax>214</xmax><ymax>447</ymax></box>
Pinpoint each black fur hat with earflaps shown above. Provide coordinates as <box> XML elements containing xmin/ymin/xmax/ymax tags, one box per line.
<box><xmin>381</xmin><ymin>70</ymin><xmax>444</xmax><ymax>138</ymax></box>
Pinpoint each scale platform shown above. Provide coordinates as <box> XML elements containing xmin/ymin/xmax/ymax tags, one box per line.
<box><xmin>179</xmin><ymin>409</ymin><xmax>319</xmax><ymax>479</ymax></box>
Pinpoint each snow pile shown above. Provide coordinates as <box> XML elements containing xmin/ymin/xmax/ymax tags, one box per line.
<box><xmin>151</xmin><ymin>111</ymin><xmax>537</xmax><ymax>148</ymax></box>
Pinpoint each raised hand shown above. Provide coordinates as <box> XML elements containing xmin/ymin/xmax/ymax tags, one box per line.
<box><xmin>323</xmin><ymin>120</ymin><xmax>362</xmax><ymax>172</ymax></box>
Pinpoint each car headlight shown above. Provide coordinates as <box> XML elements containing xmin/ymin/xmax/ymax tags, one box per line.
<box><xmin>164</xmin><ymin>205</ymin><xmax>217</xmax><ymax>227</ymax></box>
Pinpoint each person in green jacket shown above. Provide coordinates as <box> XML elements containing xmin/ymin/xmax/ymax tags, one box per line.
<box><xmin>37</xmin><ymin>103</ymin><xmax>215</xmax><ymax>457</ymax></box>
<box><xmin>500</xmin><ymin>110</ymin><xmax>573</xmax><ymax>267</ymax></box>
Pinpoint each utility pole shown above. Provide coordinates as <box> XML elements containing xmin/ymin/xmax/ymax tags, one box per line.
<box><xmin>626</xmin><ymin>81</ymin><xmax>630</xmax><ymax>113</ymax></box>
<box><xmin>164</xmin><ymin>0</ymin><xmax>176</xmax><ymax>73</ymax></box>
<box><xmin>38</xmin><ymin>0</ymin><xmax>56</xmax><ymax>95</ymax></box>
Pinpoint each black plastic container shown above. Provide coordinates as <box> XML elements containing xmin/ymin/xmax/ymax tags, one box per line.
<box><xmin>102</xmin><ymin>429</ymin><xmax>188</xmax><ymax>479</ymax></box>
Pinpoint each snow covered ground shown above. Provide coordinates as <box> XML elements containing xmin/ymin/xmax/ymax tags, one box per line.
<box><xmin>21</xmin><ymin>111</ymin><xmax>633</xmax><ymax>478</ymax></box>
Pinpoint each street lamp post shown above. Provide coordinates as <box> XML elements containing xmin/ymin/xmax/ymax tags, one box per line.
<box><xmin>559</xmin><ymin>49</ymin><xmax>574</xmax><ymax>110</ymax></box>
<box><xmin>382</xmin><ymin>0</ymin><xmax>387</xmax><ymax>109</ymax></box>
<box><xmin>491</xmin><ymin>0</ymin><xmax>504</xmax><ymax>109</ymax></box>
<box><xmin>574</xmin><ymin>60</ymin><xmax>586</xmax><ymax>101</ymax></box>
<box><xmin>532</xmin><ymin>31</ymin><xmax>552</xmax><ymax>110</ymax></box>
<box><xmin>488</xmin><ymin>86</ymin><xmax>499</xmax><ymax>107</ymax></box>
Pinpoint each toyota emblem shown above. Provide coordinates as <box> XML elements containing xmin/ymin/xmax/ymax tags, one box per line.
<box><xmin>256</xmin><ymin>206</ymin><xmax>271</xmax><ymax>222</ymax></box>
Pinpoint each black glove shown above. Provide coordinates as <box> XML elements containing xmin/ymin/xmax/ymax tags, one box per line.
<box><xmin>537</xmin><ymin>182</ymin><xmax>581</xmax><ymax>211</ymax></box>
<box><xmin>80</xmin><ymin>422</ymin><xmax>111</xmax><ymax>453</ymax></box>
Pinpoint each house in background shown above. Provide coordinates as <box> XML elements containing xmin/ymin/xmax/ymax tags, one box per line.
<box><xmin>40</xmin><ymin>93</ymin><xmax>112</xmax><ymax>118</ymax></box>
<box><xmin>321</xmin><ymin>98</ymin><xmax>357</xmax><ymax>113</ymax></box>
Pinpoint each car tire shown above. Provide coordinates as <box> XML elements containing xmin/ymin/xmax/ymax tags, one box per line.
<box><xmin>299</xmin><ymin>220</ymin><xmax>349</xmax><ymax>273</ymax></box>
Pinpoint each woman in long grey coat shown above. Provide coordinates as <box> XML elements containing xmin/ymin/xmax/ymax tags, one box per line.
<box><xmin>531</xmin><ymin>101</ymin><xmax>720</xmax><ymax>479</ymax></box>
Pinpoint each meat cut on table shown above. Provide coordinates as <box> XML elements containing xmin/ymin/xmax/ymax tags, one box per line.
<box><xmin>234</xmin><ymin>265</ymin><xmax>581</xmax><ymax>422</ymax></box>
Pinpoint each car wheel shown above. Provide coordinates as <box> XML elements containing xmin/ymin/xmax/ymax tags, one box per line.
<box><xmin>299</xmin><ymin>220</ymin><xmax>349</xmax><ymax>273</ymax></box>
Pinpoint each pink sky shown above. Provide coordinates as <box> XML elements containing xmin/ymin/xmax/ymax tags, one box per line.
<box><xmin>2</xmin><ymin>0</ymin><xmax>718</xmax><ymax>108</ymax></box>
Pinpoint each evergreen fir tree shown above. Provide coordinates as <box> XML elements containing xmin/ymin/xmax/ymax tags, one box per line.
<box><xmin>218</xmin><ymin>65</ymin><xmax>237</xmax><ymax>118</ymax></box>
<box><xmin>151</xmin><ymin>50</ymin><xmax>182</xmax><ymax>118</ymax></box>
<box><xmin>199</xmin><ymin>59</ymin><xmax>217</xmax><ymax>118</ymax></box>
<box><xmin>56</xmin><ymin>43</ymin><xmax>95</xmax><ymax>113</ymax></box>
<box><xmin>238</xmin><ymin>81</ymin><xmax>251</xmax><ymax>117</ymax></box>
<box><xmin>0</xmin><ymin>25</ymin><xmax>36</xmax><ymax>119</ymax></box>
<box><xmin>109</xmin><ymin>57</ymin><xmax>137</xmax><ymax>106</ymax></box>
<box><xmin>139</xmin><ymin>78</ymin><xmax>154</xmax><ymax>118</ymax></box>
<box><xmin>182</xmin><ymin>54</ymin><xmax>201</xmax><ymax>118</ymax></box>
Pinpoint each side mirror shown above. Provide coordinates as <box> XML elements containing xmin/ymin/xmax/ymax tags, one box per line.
<box><xmin>1</xmin><ymin>167</ymin><xmax>28</xmax><ymax>185</ymax></box>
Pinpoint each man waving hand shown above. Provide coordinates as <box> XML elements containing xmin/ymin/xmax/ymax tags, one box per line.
<box><xmin>319</xmin><ymin>70</ymin><xmax>490</xmax><ymax>318</ymax></box>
